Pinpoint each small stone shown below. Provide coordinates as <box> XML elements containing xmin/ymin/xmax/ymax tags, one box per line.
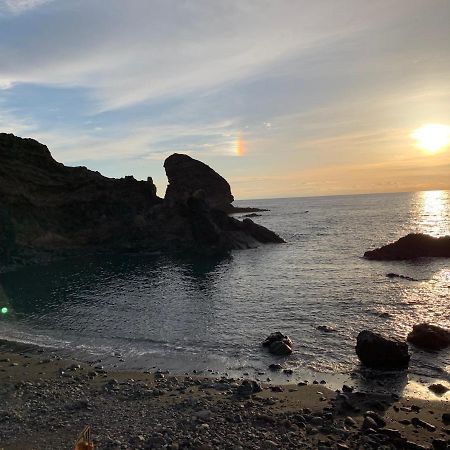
<box><xmin>432</xmin><ymin>439</ymin><xmax>448</xmax><ymax>450</ymax></box>
<box><xmin>428</xmin><ymin>383</ymin><xmax>449</xmax><ymax>395</ymax></box>
<box><xmin>364</xmin><ymin>411</ymin><xmax>386</xmax><ymax>428</ymax></box>
<box><xmin>311</xmin><ymin>416</ymin><xmax>323</xmax><ymax>426</ymax></box>
<box><xmin>344</xmin><ymin>416</ymin><xmax>357</xmax><ymax>428</ymax></box>
<box><xmin>411</xmin><ymin>417</ymin><xmax>436</xmax><ymax>432</ymax></box>
<box><xmin>380</xmin><ymin>428</ymin><xmax>401</xmax><ymax>439</ymax></box>
<box><xmin>263</xmin><ymin>440</ymin><xmax>278</xmax><ymax>449</ymax></box>
<box><xmin>362</xmin><ymin>416</ymin><xmax>378</xmax><ymax>430</ymax></box>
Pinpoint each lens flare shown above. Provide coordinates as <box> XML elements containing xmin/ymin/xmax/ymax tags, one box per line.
<box><xmin>1</xmin><ymin>307</ymin><xmax>8</xmax><ymax>314</ymax></box>
<box><xmin>411</xmin><ymin>123</ymin><xmax>450</xmax><ymax>154</ymax></box>
<box><xmin>235</xmin><ymin>137</ymin><xmax>246</xmax><ymax>156</ymax></box>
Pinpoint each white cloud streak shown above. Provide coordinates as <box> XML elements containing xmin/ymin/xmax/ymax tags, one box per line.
<box><xmin>0</xmin><ymin>0</ymin><xmax>53</xmax><ymax>14</ymax></box>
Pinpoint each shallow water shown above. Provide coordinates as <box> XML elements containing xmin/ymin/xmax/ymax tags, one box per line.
<box><xmin>0</xmin><ymin>190</ymin><xmax>449</xmax><ymax>396</ymax></box>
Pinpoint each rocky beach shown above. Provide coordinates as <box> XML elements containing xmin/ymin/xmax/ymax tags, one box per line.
<box><xmin>0</xmin><ymin>344</ymin><xmax>449</xmax><ymax>450</ymax></box>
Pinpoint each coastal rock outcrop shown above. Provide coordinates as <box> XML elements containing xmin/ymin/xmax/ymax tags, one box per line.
<box><xmin>164</xmin><ymin>153</ymin><xmax>234</xmax><ymax>212</ymax></box>
<box><xmin>262</xmin><ymin>332</ymin><xmax>293</xmax><ymax>356</ymax></box>
<box><xmin>364</xmin><ymin>233</ymin><xmax>450</xmax><ymax>260</ymax></box>
<box><xmin>407</xmin><ymin>323</ymin><xmax>450</xmax><ymax>351</ymax></box>
<box><xmin>355</xmin><ymin>330</ymin><xmax>410</xmax><ymax>370</ymax></box>
<box><xmin>0</xmin><ymin>133</ymin><xmax>284</xmax><ymax>270</ymax></box>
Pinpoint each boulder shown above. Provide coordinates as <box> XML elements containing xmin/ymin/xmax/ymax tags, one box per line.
<box><xmin>407</xmin><ymin>323</ymin><xmax>450</xmax><ymax>351</ymax></box>
<box><xmin>355</xmin><ymin>330</ymin><xmax>410</xmax><ymax>370</ymax></box>
<box><xmin>164</xmin><ymin>153</ymin><xmax>234</xmax><ymax>212</ymax></box>
<box><xmin>364</xmin><ymin>233</ymin><xmax>450</xmax><ymax>260</ymax></box>
<box><xmin>262</xmin><ymin>332</ymin><xmax>293</xmax><ymax>356</ymax></box>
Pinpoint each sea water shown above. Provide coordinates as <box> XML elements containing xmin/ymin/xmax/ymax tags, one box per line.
<box><xmin>1</xmin><ymin>190</ymin><xmax>449</xmax><ymax>397</ymax></box>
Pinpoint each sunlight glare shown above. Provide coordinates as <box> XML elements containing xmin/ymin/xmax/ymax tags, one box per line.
<box><xmin>411</xmin><ymin>123</ymin><xmax>450</xmax><ymax>154</ymax></box>
<box><xmin>416</xmin><ymin>190</ymin><xmax>450</xmax><ymax>237</ymax></box>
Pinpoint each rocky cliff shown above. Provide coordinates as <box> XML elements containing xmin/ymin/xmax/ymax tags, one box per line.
<box><xmin>0</xmin><ymin>133</ymin><xmax>284</xmax><ymax>269</ymax></box>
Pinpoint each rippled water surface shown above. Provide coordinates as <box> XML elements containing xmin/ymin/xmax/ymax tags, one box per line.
<box><xmin>1</xmin><ymin>190</ymin><xmax>449</xmax><ymax>391</ymax></box>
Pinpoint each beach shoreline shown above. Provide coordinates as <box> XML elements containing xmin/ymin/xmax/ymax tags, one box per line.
<box><xmin>1</xmin><ymin>344</ymin><xmax>449</xmax><ymax>450</ymax></box>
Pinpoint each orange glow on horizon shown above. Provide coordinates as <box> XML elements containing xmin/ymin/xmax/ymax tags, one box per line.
<box><xmin>235</xmin><ymin>136</ymin><xmax>246</xmax><ymax>156</ymax></box>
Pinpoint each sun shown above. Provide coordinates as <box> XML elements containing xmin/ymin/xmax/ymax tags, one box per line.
<box><xmin>411</xmin><ymin>123</ymin><xmax>450</xmax><ymax>154</ymax></box>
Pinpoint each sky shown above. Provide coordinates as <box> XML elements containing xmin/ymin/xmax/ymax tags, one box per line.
<box><xmin>0</xmin><ymin>0</ymin><xmax>449</xmax><ymax>199</ymax></box>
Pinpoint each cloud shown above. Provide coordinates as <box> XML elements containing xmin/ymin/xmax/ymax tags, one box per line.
<box><xmin>0</xmin><ymin>0</ymin><xmax>54</xmax><ymax>14</ymax></box>
<box><xmin>0</xmin><ymin>0</ymin><xmax>431</xmax><ymax>111</ymax></box>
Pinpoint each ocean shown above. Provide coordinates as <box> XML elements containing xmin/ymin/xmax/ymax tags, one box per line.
<box><xmin>1</xmin><ymin>190</ymin><xmax>449</xmax><ymax>398</ymax></box>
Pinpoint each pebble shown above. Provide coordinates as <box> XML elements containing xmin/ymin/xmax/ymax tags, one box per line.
<box><xmin>344</xmin><ymin>416</ymin><xmax>357</xmax><ymax>428</ymax></box>
<box><xmin>411</xmin><ymin>417</ymin><xmax>436</xmax><ymax>432</ymax></box>
<box><xmin>429</xmin><ymin>383</ymin><xmax>449</xmax><ymax>395</ymax></box>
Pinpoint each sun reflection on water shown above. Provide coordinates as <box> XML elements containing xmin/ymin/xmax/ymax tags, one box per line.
<box><xmin>414</xmin><ymin>190</ymin><xmax>450</xmax><ymax>236</ymax></box>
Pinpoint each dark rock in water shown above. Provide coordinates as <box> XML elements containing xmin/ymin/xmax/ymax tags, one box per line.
<box><xmin>242</xmin><ymin>213</ymin><xmax>262</xmax><ymax>218</ymax></box>
<box><xmin>262</xmin><ymin>332</ymin><xmax>293</xmax><ymax>355</ymax></box>
<box><xmin>364</xmin><ymin>233</ymin><xmax>450</xmax><ymax>260</ymax></box>
<box><xmin>355</xmin><ymin>330</ymin><xmax>410</xmax><ymax>370</ymax></box>
<box><xmin>428</xmin><ymin>383</ymin><xmax>449</xmax><ymax>395</ymax></box>
<box><xmin>386</xmin><ymin>273</ymin><xmax>418</xmax><ymax>281</ymax></box>
<box><xmin>268</xmin><ymin>364</ymin><xmax>283</xmax><ymax>371</ymax></box>
<box><xmin>0</xmin><ymin>133</ymin><xmax>284</xmax><ymax>270</ymax></box>
<box><xmin>241</xmin><ymin>218</ymin><xmax>284</xmax><ymax>244</ymax></box>
<box><xmin>164</xmin><ymin>153</ymin><xmax>234</xmax><ymax>212</ymax></box>
<box><xmin>407</xmin><ymin>323</ymin><xmax>450</xmax><ymax>351</ymax></box>
<box><xmin>231</xmin><ymin>206</ymin><xmax>269</xmax><ymax>214</ymax></box>
<box><xmin>317</xmin><ymin>325</ymin><xmax>336</xmax><ymax>333</ymax></box>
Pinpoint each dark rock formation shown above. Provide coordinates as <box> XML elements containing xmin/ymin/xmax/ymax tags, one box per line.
<box><xmin>242</xmin><ymin>213</ymin><xmax>262</xmax><ymax>218</ymax></box>
<box><xmin>0</xmin><ymin>133</ymin><xmax>284</xmax><ymax>270</ymax></box>
<box><xmin>317</xmin><ymin>325</ymin><xmax>336</xmax><ymax>333</ymax></box>
<box><xmin>386</xmin><ymin>273</ymin><xmax>418</xmax><ymax>281</ymax></box>
<box><xmin>230</xmin><ymin>206</ymin><xmax>269</xmax><ymax>214</ymax></box>
<box><xmin>407</xmin><ymin>323</ymin><xmax>450</xmax><ymax>351</ymax></box>
<box><xmin>262</xmin><ymin>332</ymin><xmax>293</xmax><ymax>356</ymax></box>
<box><xmin>364</xmin><ymin>233</ymin><xmax>450</xmax><ymax>260</ymax></box>
<box><xmin>355</xmin><ymin>330</ymin><xmax>410</xmax><ymax>370</ymax></box>
<box><xmin>164</xmin><ymin>153</ymin><xmax>234</xmax><ymax>212</ymax></box>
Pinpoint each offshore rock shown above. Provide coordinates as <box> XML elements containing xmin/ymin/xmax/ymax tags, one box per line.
<box><xmin>0</xmin><ymin>133</ymin><xmax>284</xmax><ymax>270</ymax></box>
<box><xmin>262</xmin><ymin>332</ymin><xmax>293</xmax><ymax>356</ymax></box>
<box><xmin>356</xmin><ymin>330</ymin><xmax>410</xmax><ymax>370</ymax></box>
<box><xmin>407</xmin><ymin>323</ymin><xmax>450</xmax><ymax>351</ymax></box>
<box><xmin>364</xmin><ymin>233</ymin><xmax>450</xmax><ymax>260</ymax></box>
<box><xmin>164</xmin><ymin>153</ymin><xmax>234</xmax><ymax>212</ymax></box>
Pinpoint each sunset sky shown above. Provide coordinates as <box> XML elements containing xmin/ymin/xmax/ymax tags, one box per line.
<box><xmin>1</xmin><ymin>0</ymin><xmax>449</xmax><ymax>199</ymax></box>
